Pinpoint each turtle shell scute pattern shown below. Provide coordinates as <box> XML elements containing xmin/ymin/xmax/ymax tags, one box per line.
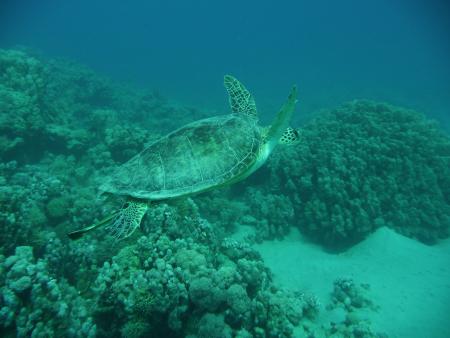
<box><xmin>100</xmin><ymin>114</ymin><xmax>262</xmax><ymax>200</ymax></box>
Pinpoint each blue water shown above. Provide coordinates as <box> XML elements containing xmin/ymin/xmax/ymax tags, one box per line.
<box><xmin>1</xmin><ymin>2</ymin><xmax>450</xmax><ymax>337</ymax></box>
<box><xmin>1</xmin><ymin>0</ymin><xmax>449</xmax><ymax>126</ymax></box>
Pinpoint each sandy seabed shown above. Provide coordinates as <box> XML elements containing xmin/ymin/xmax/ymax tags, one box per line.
<box><xmin>250</xmin><ymin>226</ymin><xmax>450</xmax><ymax>338</ymax></box>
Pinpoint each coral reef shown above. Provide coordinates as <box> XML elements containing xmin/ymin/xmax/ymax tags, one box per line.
<box><xmin>1</xmin><ymin>48</ymin><xmax>318</xmax><ymax>337</ymax></box>
<box><xmin>0</xmin><ymin>246</ymin><xmax>96</xmax><ymax>337</ymax></box>
<box><xmin>321</xmin><ymin>278</ymin><xmax>384</xmax><ymax>338</ymax></box>
<box><xmin>329</xmin><ymin>278</ymin><xmax>374</xmax><ymax>312</ymax></box>
<box><xmin>1</xmin><ymin>47</ymin><xmax>448</xmax><ymax>337</ymax></box>
<box><xmin>0</xmin><ymin>49</ymin><xmax>48</xmax><ymax>162</ymax></box>
<box><xmin>91</xmin><ymin>206</ymin><xmax>318</xmax><ymax>337</ymax></box>
<box><xmin>0</xmin><ymin>48</ymin><xmax>210</xmax><ymax>165</ymax></box>
<box><xmin>267</xmin><ymin>100</ymin><xmax>450</xmax><ymax>248</ymax></box>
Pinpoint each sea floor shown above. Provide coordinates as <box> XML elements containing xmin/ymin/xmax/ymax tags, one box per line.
<box><xmin>243</xmin><ymin>226</ymin><xmax>450</xmax><ymax>338</ymax></box>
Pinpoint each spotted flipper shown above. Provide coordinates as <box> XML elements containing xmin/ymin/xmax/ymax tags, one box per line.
<box><xmin>279</xmin><ymin>127</ymin><xmax>301</xmax><ymax>145</ymax></box>
<box><xmin>106</xmin><ymin>200</ymin><xmax>149</xmax><ymax>240</ymax></box>
<box><xmin>224</xmin><ymin>75</ymin><xmax>257</xmax><ymax>118</ymax></box>
<box><xmin>68</xmin><ymin>199</ymin><xmax>149</xmax><ymax>240</ymax></box>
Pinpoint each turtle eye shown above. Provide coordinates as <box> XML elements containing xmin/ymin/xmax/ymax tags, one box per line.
<box><xmin>123</xmin><ymin>202</ymin><xmax>130</xmax><ymax>209</ymax></box>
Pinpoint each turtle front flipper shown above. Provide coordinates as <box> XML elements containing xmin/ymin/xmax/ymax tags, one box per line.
<box><xmin>224</xmin><ymin>75</ymin><xmax>258</xmax><ymax>118</ymax></box>
<box><xmin>106</xmin><ymin>199</ymin><xmax>149</xmax><ymax>240</ymax></box>
<box><xmin>266</xmin><ymin>85</ymin><xmax>298</xmax><ymax>151</ymax></box>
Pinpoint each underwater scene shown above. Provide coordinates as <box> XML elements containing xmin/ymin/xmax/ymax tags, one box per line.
<box><xmin>1</xmin><ymin>1</ymin><xmax>450</xmax><ymax>337</ymax></box>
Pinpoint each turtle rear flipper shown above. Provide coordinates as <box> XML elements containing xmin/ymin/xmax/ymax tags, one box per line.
<box><xmin>106</xmin><ymin>200</ymin><xmax>149</xmax><ymax>240</ymax></box>
<box><xmin>67</xmin><ymin>199</ymin><xmax>148</xmax><ymax>240</ymax></box>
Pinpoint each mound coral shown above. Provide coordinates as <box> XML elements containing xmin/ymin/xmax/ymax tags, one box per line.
<box><xmin>0</xmin><ymin>246</ymin><xmax>96</xmax><ymax>337</ymax></box>
<box><xmin>46</xmin><ymin>196</ymin><xmax>70</xmax><ymax>220</ymax></box>
<box><xmin>0</xmin><ymin>48</ymin><xmax>208</xmax><ymax>165</ymax></box>
<box><xmin>268</xmin><ymin>100</ymin><xmax>450</xmax><ymax>247</ymax></box>
<box><xmin>0</xmin><ymin>49</ymin><xmax>48</xmax><ymax>161</ymax></box>
<box><xmin>92</xmin><ymin>205</ymin><xmax>318</xmax><ymax>337</ymax></box>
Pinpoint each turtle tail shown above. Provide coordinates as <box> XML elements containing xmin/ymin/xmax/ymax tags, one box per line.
<box><xmin>67</xmin><ymin>199</ymin><xmax>149</xmax><ymax>240</ymax></box>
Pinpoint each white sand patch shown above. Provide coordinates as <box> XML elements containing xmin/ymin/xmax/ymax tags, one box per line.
<box><xmin>253</xmin><ymin>226</ymin><xmax>450</xmax><ymax>338</ymax></box>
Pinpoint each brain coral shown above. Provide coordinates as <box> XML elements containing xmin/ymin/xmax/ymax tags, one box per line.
<box><xmin>268</xmin><ymin>100</ymin><xmax>450</xmax><ymax>248</ymax></box>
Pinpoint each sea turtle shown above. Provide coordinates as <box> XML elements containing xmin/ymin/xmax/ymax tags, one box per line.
<box><xmin>68</xmin><ymin>75</ymin><xmax>299</xmax><ymax>240</ymax></box>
